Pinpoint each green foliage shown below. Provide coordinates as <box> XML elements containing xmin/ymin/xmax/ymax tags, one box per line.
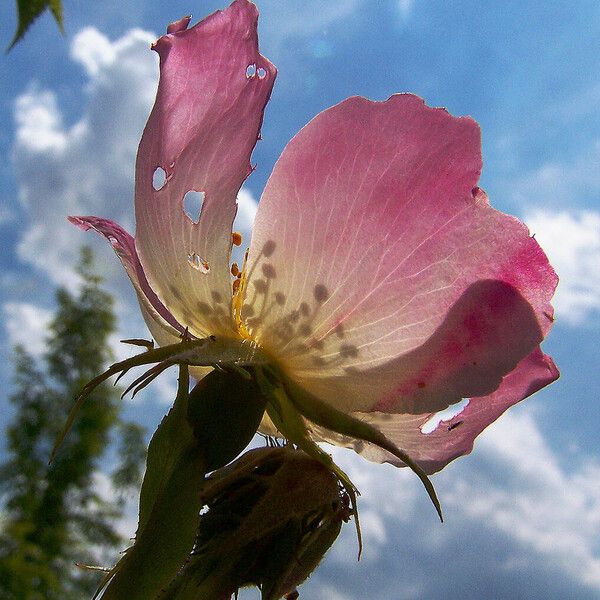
<box><xmin>9</xmin><ymin>0</ymin><xmax>63</xmax><ymax>50</ymax></box>
<box><xmin>0</xmin><ymin>248</ymin><xmax>145</xmax><ymax>600</ymax></box>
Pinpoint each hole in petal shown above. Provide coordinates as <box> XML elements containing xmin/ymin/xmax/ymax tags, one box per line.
<box><xmin>152</xmin><ymin>167</ymin><xmax>167</xmax><ymax>191</ymax></box>
<box><xmin>188</xmin><ymin>252</ymin><xmax>210</xmax><ymax>273</ymax></box>
<box><xmin>257</xmin><ymin>67</ymin><xmax>267</xmax><ymax>79</ymax></box>
<box><xmin>420</xmin><ymin>399</ymin><xmax>470</xmax><ymax>434</ymax></box>
<box><xmin>246</xmin><ymin>63</ymin><xmax>257</xmax><ymax>78</ymax></box>
<box><xmin>183</xmin><ymin>190</ymin><xmax>205</xmax><ymax>224</ymax></box>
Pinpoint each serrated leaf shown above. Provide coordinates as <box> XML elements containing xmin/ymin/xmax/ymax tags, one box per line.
<box><xmin>9</xmin><ymin>0</ymin><xmax>64</xmax><ymax>50</ymax></box>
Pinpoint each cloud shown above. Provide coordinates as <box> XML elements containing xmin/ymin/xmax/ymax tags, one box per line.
<box><xmin>0</xmin><ymin>204</ymin><xmax>16</xmax><ymax>225</ymax></box>
<box><xmin>3</xmin><ymin>301</ymin><xmax>52</xmax><ymax>357</ymax></box>
<box><xmin>12</xmin><ymin>27</ymin><xmax>158</xmax><ymax>292</ymax></box>
<box><xmin>297</xmin><ymin>409</ymin><xmax>600</xmax><ymax>599</ymax></box>
<box><xmin>525</xmin><ymin>209</ymin><xmax>600</xmax><ymax>324</ymax></box>
<box><xmin>12</xmin><ymin>25</ymin><xmax>261</xmax><ymax>293</ymax></box>
<box><xmin>258</xmin><ymin>0</ymin><xmax>361</xmax><ymax>46</ymax></box>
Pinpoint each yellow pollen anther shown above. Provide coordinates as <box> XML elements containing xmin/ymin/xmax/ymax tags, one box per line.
<box><xmin>232</xmin><ymin>231</ymin><xmax>243</xmax><ymax>246</ymax></box>
<box><xmin>232</xmin><ymin>248</ymin><xmax>251</xmax><ymax>339</ymax></box>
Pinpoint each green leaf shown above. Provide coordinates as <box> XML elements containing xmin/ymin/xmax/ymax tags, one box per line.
<box><xmin>95</xmin><ymin>365</ymin><xmax>207</xmax><ymax>599</ymax></box>
<box><xmin>9</xmin><ymin>0</ymin><xmax>64</xmax><ymax>51</ymax></box>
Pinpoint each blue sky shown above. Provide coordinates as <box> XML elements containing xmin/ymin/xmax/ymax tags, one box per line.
<box><xmin>1</xmin><ymin>1</ymin><xmax>600</xmax><ymax>598</ymax></box>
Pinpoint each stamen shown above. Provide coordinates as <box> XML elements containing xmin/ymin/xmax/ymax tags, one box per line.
<box><xmin>232</xmin><ymin>248</ymin><xmax>251</xmax><ymax>339</ymax></box>
<box><xmin>232</xmin><ymin>231</ymin><xmax>243</xmax><ymax>246</ymax></box>
<box><xmin>231</xmin><ymin>262</ymin><xmax>240</xmax><ymax>277</ymax></box>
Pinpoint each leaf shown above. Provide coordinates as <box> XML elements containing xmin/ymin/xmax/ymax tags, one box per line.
<box><xmin>9</xmin><ymin>0</ymin><xmax>64</xmax><ymax>51</ymax></box>
<box><xmin>95</xmin><ymin>365</ymin><xmax>207</xmax><ymax>599</ymax></box>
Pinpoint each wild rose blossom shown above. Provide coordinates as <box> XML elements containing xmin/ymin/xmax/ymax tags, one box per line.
<box><xmin>70</xmin><ymin>0</ymin><xmax>558</xmax><ymax>479</ymax></box>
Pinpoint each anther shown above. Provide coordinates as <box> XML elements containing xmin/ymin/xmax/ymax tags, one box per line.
<box><xmin>232</xmin><ymin>232</ymin><xmax>243</xmax><ymax>246</ymax></box>
<box><xmin>233</xmin><ymin>278</ymin><xmax>241</xmax><ymax>294</ymax></box>
<box><xmin>231</xmin><ymin>262</ymin><xmax>240</xmax><ymax>277</ymax></box>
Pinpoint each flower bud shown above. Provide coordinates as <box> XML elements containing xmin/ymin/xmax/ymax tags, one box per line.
<box><xmin>187</xmin><ymin>368</ymin><xmax>267</xmax><ymax>472</ymax></box>
<box><xmin>161</xmin><ymin>446</ymin><xmax>350</xmax><ymax>599</ymax></box>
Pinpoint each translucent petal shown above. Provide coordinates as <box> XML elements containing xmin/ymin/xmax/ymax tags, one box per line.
<box><xmin>245</xmin><ymin>95</ymin><xmax>556</xmax><ymax>413</ymax></box>
<box><xmin>310</xmin><ymin>348</ymin><xmax>559</xmax><ymax>474</ymax></box>
<box><xmin>135</xmin><ymin>0</ymin><xmax>275</xmax><ymax>338</ymax></box>
<box><xmin>69</xmin><ymin>216</ymin><xmax>185</xmax><ymax>342</ymax></box>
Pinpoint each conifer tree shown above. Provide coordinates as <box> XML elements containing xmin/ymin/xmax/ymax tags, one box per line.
<box><xmin>0</xmin><ymin>248</ymin><xmax>145</xmax><ymax>600</ymax></box>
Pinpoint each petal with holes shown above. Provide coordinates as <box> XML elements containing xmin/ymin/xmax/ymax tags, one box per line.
<box><xmin>135</xmin><ymin>0</ymin><xmax>276</xmax><ymax>339</ymax></box>
<box><xmin>311</xmin><ymin>348</ymin><xmax>559</xmax><ymax>474</ymax></box>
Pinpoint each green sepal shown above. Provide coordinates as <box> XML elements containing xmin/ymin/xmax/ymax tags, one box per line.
<box><xmin>94</xmin><ymin>365</ymin><xmax>208</xmax><ymax>599</ymax></box>
<box><xmin>187</xmin><ymin>368</ymin><xmax>267</xmax><ymax>472</ymax></box>
<box><xmin>281</xmin><ymin>373</ymin><xmax>443</xmax><ymax>523</ymax></box>
<box><xmin>9</xmin><ymin>0</ymin><xmax>64</xmax><ymax>51</ymax></box>
<box><xmin>51</xmin><ymin>335</ymin><xmax>264</xmax><ymax>462</ymax></box>
<box><xmin>254</xmin><ymin>367</ymin><xmax>364</xmax><ymax>558</ymax></box>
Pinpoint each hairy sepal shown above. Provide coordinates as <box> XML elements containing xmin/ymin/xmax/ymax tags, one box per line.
<box><xmin>51</xmin><ymin>335</ymin><xmax>265</xmax><ymax>462</ymax></box>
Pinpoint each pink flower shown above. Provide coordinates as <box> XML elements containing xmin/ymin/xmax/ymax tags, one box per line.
<box><xmin>70</xmin><ymin>0</ymin><xmax>558</xmax><ymax>477</ymax></box>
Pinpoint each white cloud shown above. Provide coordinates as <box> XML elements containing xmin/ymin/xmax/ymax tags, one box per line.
<box><xmin>234</xmin><ymin>188</ymin><xmax>258</xmax><ymax>236</ymax></box>
<box><xmin>12</xmin><ymin>27</ymin><xmax>158</xmax><ymax>292</ymax></box>
<box><xmin>0</xmin><ymin>204</ymin><xmax>16</xmax><ymax>225</ymax></box>
<box><xmin>301</xmin><ymin>409</ymin><xmax>600</xmax><ymax>598</ymax></box>
<box><xmin>459</xmin><ymin>411</ymin><xmax>600</xmax><ymax>588</ymax></box>
<box><xmin>3</xmin><ymin>302</ymin><xmax>52</xmax><ymax>357</ymax></box>
<box><xmin>512</xmin><ymin>157</ymin><xmax>600</xmax><ymax>212</ymax></box>
<box><xmin>525</xmin><ymin>209</ymin><xmax>600</xmax><ymax>324</ymax></box>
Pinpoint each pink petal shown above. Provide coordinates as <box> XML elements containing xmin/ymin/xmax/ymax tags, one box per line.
<box><xmin>312</xmin><ymin>348</ymin><xmax>559</xmax><ymax>474</ymax></box>
<box><xmin>246</xmin><ymin>94</ymin><xmax>556</xmax><ymax>413</ymax></box>
<box><xmin>135</xmin><ymin>0</ymin><xmax>275</xmax><ymax>338</ymax></box>
<box><xmin>68</xmin><ymin>216</ymin><xmax>184</xmax><ymax>345</ymax></box>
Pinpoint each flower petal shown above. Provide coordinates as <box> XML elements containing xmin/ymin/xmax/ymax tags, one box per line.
<box><xmin>312</xmin><ymin>348</ymin><xmax>559</xmax><ymax>474</ymax></box>
<box><xmin>135</xmin><ymin>0</ymin><xmax>276</xmax><ymax>338</ymax></box>
<box><xmin>246</xmin><ymin>94</ymin><xmax>556</xmax><ymax>412</ymax></box>
<box><xmin>69</xmin><ymin>215</ymin><xmax>185</xmax><ymax>345</ymax></box>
